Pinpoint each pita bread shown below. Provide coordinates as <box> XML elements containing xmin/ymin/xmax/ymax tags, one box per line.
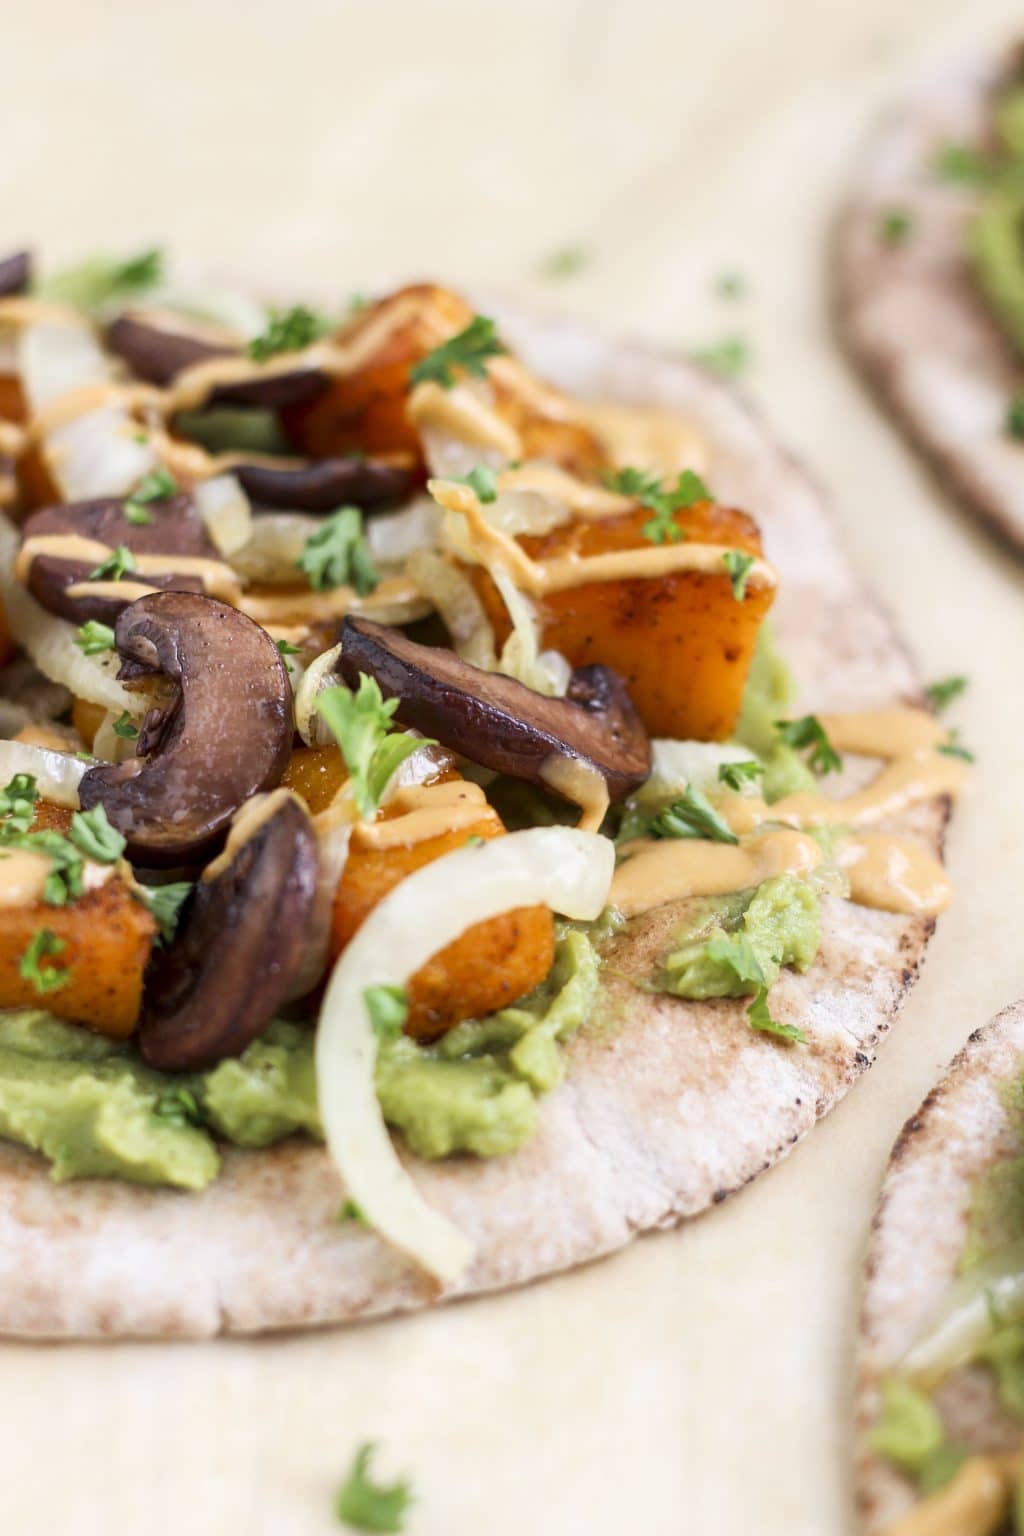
<box><xmin>835</xmin><ymin>57</ymin><xmax>1024</xmax><ymax>554</ymax></box>
<box><xmin>0</xmin><ymin>303</ymin><xmax>947</xmax><ymax>1338</ymax></box>
<box><xmin>854</xmin><ymin>1001</ymin><xmax>1024</xmax><ymax>1533</ymax></box>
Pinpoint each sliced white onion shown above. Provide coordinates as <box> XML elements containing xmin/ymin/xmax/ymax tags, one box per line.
<box><xmin>230</xmin><ymin>511</ymin><xmax>320</xmax><ymax>585</ymax></box>
<box><xmin>633</xmin><ymin>739</ymin><xmax>763</xmax><ymax>807</ymax></box>
<box><xmin>0</xmin><ymin>515</ymin><xmax>137</xmax><ymax>713</ymax></box>
<box><xmin>150</xmin><ymin>280</ymin><xmax>268</xmax><ymax>340</ymax></box>
<box><xmin>406</xmin><ymin>549</ymin><xmax>495</xmax><ymax>669</ymax></box>
<box><xmin>492</xmin><ymin>568</ymin><xmax>569</xmax><ymax>698</ymax></box>
<box><xmin>0</xmin><ymin>739</ymin><xmax>87</xmax><ymax>805</ymax></box>
<box><xmin>294</xmin><ymin>643</ymin><xmax>343</xmax><ymax>746</ymax></box>
<box><xmin>367</xmin><ymin>496</ymin><xmax>441</xmax><ymax>565</ymax></box>
<box><xmin>316</xmin><ymin>826</ymin><xmax>615</xmax><ymax>1283</ymax></box>
<box><xmin>92</xmin><ymin>709</ymin><xmax>139</xmax><ymax>764</ymax></box>
<box><xmin>902</xmin><ymin>1240</ymin><xmax>1024</xmax><ymax>1391</ymax></box>
<box><xmin>193</xmin><ymin>473</ymin><xmax>252</xmax><ymax>556</ymax></box>
<box><xmin>19</xmin><ymin>321</ymin><xmax>111</xmax><ymax>412</ymax></box>
<box><xmin>46</xmin><ymin>403</ymin><xmax>158</xmax><ymax>501</ymax></box>
<box><xmin>482</xmin><ymin>486</ymin><xmax>572</xmax><ymax>539</ymax></box>
<box><xmin>286</xmin><ymin>807</ymin><xmax>353</xmax><ymax>1001</ymax></box>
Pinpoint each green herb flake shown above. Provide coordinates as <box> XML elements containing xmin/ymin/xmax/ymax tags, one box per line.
<box><xmin>154</xmin><ymin>1086</ymin><xmax>202</xmax><ymax>1127</ymax></box>
<box><xmin>879</xmin><ymin>208</ymin><xmax>913</xmax><ymax>246</ymax></box>
<box><xmin>938</xmin><ymin>733</ymin><xmax>975</xmax><ymax>763</ymax></box>
<box><xmin>18</xmin><ymin>929</ymin><xmax>72</xmax><ymax>996</ymax></box>
<box><xmin>715</xmin><ymin>271</ymin><xmax>745</xmax><ymax>299</ymax></box>
<box><xmin>249</xmin><ymin>304</ymin><xmax>329</xmax><ymax>362</ymax></box>
<box><xmin>775</xmin><ymin>715</ymin><xmax>842</xmax><ymax>776</ymax></box>
<box><xmin>649</xmin><ymin>784</ymin><xmax>738</xmax><ymax>845</ymax></box>
<box><xmin>112</xmin><ymin>711</ymin><xmax>139</xmax><ymax>740</ymax></box>
<box><xmin>316</xmin><ymin>676</ymin><xmax>433</xmax><ymax>820</ymax></box>
<box><xmin>364</xmin><ymin>985</ymin><xmax>409</xmax><ymax>1042</ymax></box>
<box><xmin>717</xmin><ymin>759</ymin><xmax>764</xmax><ymax>791</ymax></box>
<box><xmin>538</xmin><ymin>245</ymin><xmax>590</xmax><ymax>281</ymax></box>
<box><xmin>606</xmin><ymin>465</ymin><xmax>710</xmax><ymax>545</ymax></box>
<box><xmin>68</xmin><ymin>804</ymin><xmax>125</xmax><ymax>865</ymax></box>
<box><xmin>1007</xmin><ymin>395</ymin><xmax>1024</xmax><ymax>441</ymax></box>
<box><xmin>74</xmin><ymin>619</ymin><xmax>116</xmax><ymax>655</ymax></box>
<box><xmin>339</xmin><ymin>1199</ymin><xmax>369</xmax><ymax>1225</ymax></box>
<box><xmin>459</xmin><ymin>465</ymin><xmax>498</xmax><ymax>503</ymax></box>
<box><xmin>87</xmin><ymin>544</ymin><xmax>136</xmax><ymax>582</ymax></box>
<box><xmin>924</xmin><ymin>675</ymin><xmax>967</xmax><ymax>712</ymax></box>
<box><xmin>934</xmin><ymin>143</ymin><xmax>993</xmax><ymax>184</ymax></box>
<box><xmin>748</xmin><ymin>985</ymin><xmax>806</xmax><ymax>1044</ymax></box>
<box><xmin>137</xmin><ymin>881</ymin><xmax>193</xmax><ymax>944</ymax></box>
<box><xmin>125</xmin><ymin>466</ymin><xmax>179</xmax><ymax>526</ymax></box>
<box><xmin>297</xmin><ymin>507</ymin><xmax>378</xmax><ymax>595</ymax></box>
<box><xmin>336</xmin><ymin>1442</ymin><xmax>413</xmax><ymax>1533</ymax></box>
<box><xmin>723</xmin><ymin>548</ymin><xmax>755</xmax><ymax>601</ymax></box>
<box><xmin>693</xmin><ymin>335</ymin><xmax>749</xmax><ymax>378</ymax></box>
<box><xmin>111</xmin><ymin>248</ymin><xmax>163</xmax><ymax>289</ymax></box>
<box><xmin>275</xmin><ymin>638</ymin><xmax>304</xmax><ymax>674</ymax></box>
<box><xmin>0</xmin><ymin>772</ymin><xmax>39</xmax><ymax>833</ymax></box>
<box><xmin>409</xmin><ymin>315</ymin><xmax>505</xmax><ymax>390</ymax></box>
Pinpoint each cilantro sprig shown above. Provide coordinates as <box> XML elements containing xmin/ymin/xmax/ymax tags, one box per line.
<box><xmin>75</xmin><ymin>619</ymin><xmax>116</xmax><ymax>655</ymax></box>
<box><xmin>723</xmin><ymin>548</ymin><xmax>755</xmax><ymax>600</ymax></box>
<box><xmin>68</xmin><ymin>804</ymin><xmax>125</xmax><ymax>864</ymax></box>
<box><xmin>125</xmin><ymin>466</ymin><xmax>179</xmax><ymax>524</ymax></box>
<box><xmin>704</xmin><ymin>932</ymin><xmax>807</xmax><ymax>1044</ymax></box>
<box><xmin>693</xmin><ymin>335</ymin><xmax>749</xmax><ymax>378</ymax></box>
<box><xmin>648</xmin><ymin>785</ymin><xmax>738</xmax><ymax>845</ymax></box>
<box><xmin>409</xmin><ymin>315</ymin><xmax>505</xmax><ymax>390</ymax></box>
<box><xmin>336</xmin><ymin>1442</ymin><xmax>413</xmax><ymax>1533</ymax></box>
<box><xmin>605</xmin><ymin>466</ymin><xmax>710</xmax><ymax>545</ymax></box>
<box><xmin>249</xmin><ymin>304</ymin><xmax>329</xmax><ymax>362</ymax></box>
<box><xmin>924</xmin><ymin>676</ymin><xmax>967</xmax><ymax>713</ymax></box>
<box><xmin>363</xmin><ymin>984</ymin><xmax>409</xmax><ymax>1042</ymax></box>
<box><xmin>775</xmin><ymin>716</ymin><xmax>842</xmax><ymax>777</ymax></box>
<box><xmin>458</xmin><ymin>465</ymin><xmax>498</xmax><ymax>503</ymax></box>
<box><xmin>18</xmin><ymin>929</ymin><xmax>72</xmax><ymax>996</ymax></box>
<box><xmin>297</xmin><ymin>507</ymin><xmax>378</xmax><ymax>594</ymax></box>
<box><xmin>0</xmin><ymin>772</ymin><xmax>39</xmax><ymax>833</ymax></box>
<box><xmin>88</xmin><ymin>545</ymin><xmax>136</xmax><ymax>582</ymax></box>
<box><xmin>717</xmin><ymin>759</ymin><xmax>764</xmax><ymax>792</ymax></box>
<box><xmin>137</xmin><ymin>881</ymin><xmax>193</xmax><ymax>944</ymax></box>
<box><xmin>316</xmin><ymin>676</ymin><xmax>434</xmax><ymax>820</ymax></box>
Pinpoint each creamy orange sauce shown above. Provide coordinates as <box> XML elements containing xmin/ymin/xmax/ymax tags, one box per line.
<box><xmin>886</xmin><ymin>1449</ymin><xmax>1021</xmax><ymax>1536</ymax></box>
<box><xmin>0</xmin><ymin>846</ymin><xmax>114</xmax><ymax>907</ymax></box>
<box><xmin>238</xmin><ymin>573</ymin><xmax>428</xmax><ymax>627</ymax></box>
<box><xmin>201</xmin><ymin>788</ymin><xmax>298</xmax><ymax>884</ymax></box>
<box><xmin>540</xmin><ymin>755</ymin><xmax>610</xmax><ymax>834</ymax></box>
<box><xmin>408</xmin><ymin>380</ymin><xmax>522</xmax><ymax>459</ymax></box>
<box><xmin>17</xmin><ymin>533</ymin><xmax>242</xmax><ymax>604</ymax></box>
<box><xmin>839</xmin><ymin>834</ymin><xmax>953</xmax><ymax>917</ymax></box>
<box><xmin>611</xmin><ymin>828</ymin><xmax>822</xmax><ymax>918</ymax></box>
<box><xmin>581</xmin><ymin>401</ymin><xmax>708</xmax><ymax>478</ymax></box>
<box><xmin>497</xmin><ymin>462</ymin><xmax>632</xmax><ymax>520</ymax></box>
<box><xmin>353</xmin><ymin>780</ymin><xmax>488</xmax><ymax>850</ymax></box>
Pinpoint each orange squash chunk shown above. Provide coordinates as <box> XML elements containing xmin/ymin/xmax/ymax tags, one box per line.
<box><xmin>71</xmin><ymin>697</ymin><xmax>106</xmax><ymax>752</ymax></box>
<box><xmin>331</xmin><ymin>793</ymin><xmax>555</xmax><ymax>1041</ymax></box>
<box><xmin>281</xmin><ymin>744</ymin><xmax>348</xmax><ymax>816</ymax></box>
<box><xmin>472</xmin><ymin>499</ymin><xmax>774</xmax><ymax>741</ymax></box>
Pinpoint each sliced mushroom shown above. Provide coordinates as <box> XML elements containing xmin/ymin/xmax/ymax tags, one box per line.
<box><xmin>139</xmin><ymin>792</ymin><xmax>319</xmax><ymax>1071</ymax></box>
<box><xmin>79</xmin><ymin>591</ymin><xmax>294</xmax><ymax>864</ymax></box>
<box><xmin>21</xmin><ymin>494</ymin><xmax>218</xmax><ymax>624</ymax></box>
<box><xmin>106</xmin><ymin>312</ymin><xmax>235</xmax><ymax>385</ymax></box>
<box><xmin>209</xmin><ymin>368</ymin><xmax>329</xmax><ymax>412</ymax></box>
<box><xmin>0</xmin><ymin>250</ymin><xmax>31</xmax><ymax>298</ymax></box>
<box><xmin>233</xmin><ymin>456</ymin><xmax>412</xmax><ymax>512</ymax></box>
<box><xmin>339</xmin><ymin>615</ymin><xmax>651</xmax><ymax>803</ymax></box>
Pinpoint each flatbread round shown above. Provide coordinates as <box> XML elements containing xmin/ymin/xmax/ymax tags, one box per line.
<box><xmin>0</xmin><ymin>303</ymin><xmax>946</xmax><ymax>1339</ymax></box>
<box><xmin>835</xmin><ymin>58</ymin><xmax>1024</xmax><ymax>553</ymax></box>
<box><xmin>855</xmin><ymin>999</ymin><xmax>1024</xmax><ymax>1534</ymax></box>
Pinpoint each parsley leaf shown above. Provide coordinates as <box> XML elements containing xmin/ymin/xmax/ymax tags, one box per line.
<box><xmin>606</xmin><ymin>465</ymin><xmax>710</xmax><ymax>545</ymax></box>
<box><xmin>705</xmin><ymin>930</ymin><xmax>766</xmax><ymax>987</ymax></box>
<box><xmin>458</xmin><ymin>465</ymin><xmax>498</xmax><ymax>503</ymax></box>
<box><xmin>934</xmin><ymin>143</ymin><xmax>994</xmax><ymax>184</ymax></box>
<box><xmin>276</xmin><ymin>638</ymin><xmax>303</xmax><ymax>673</ymax></box>
<box><xmin>74</xmin><ymin>619</ymin><xmax>116</xmax><ymax>655</ymax></box>
<box><xmin>112</xmin><ymin>711</ymin><xmax>139</xmax><ymax>740</ymax></box>
<box><xmin>125</xmin><ymin>466</ymin><xmax>179</xmax><ymax>525</ymax></box>
<box><xmin>363</xmin><ymin>984</ymin><xmax>409</xmax><ymax>1042</ymax></box>
<box><xmin>297</xmin><ymin>507</ymin><xmax>378</xmax><ymax>594</ymax></box>
<box><xmin>316</xmin><ymin>676</ymin><xmax>433</xmax><ymax>820</ymax></box>
<box><xmin>924</xmin><ymin>676</ymin><xmax>967</xmax><ymax>712</ymax></box>
<box><xmin>137</xmin><ymin>881</ymin><xmax>193</xmax><ymax>944</ymax></box>
<box><xmin>339</xmin><ymin>1198</ymin><xmax>368</xmax><ymax>1225</ymax></box>
<box><xmin>938</xmin><ymin>733</ymin><xmax>975</xmax><ymax>763</ymax></box>
<box><xmin>88</xmin><ymin>544</ymin><xmax>136</xmax><ymax>582</ymax></box>
<box><xmin>879</xmin><ymin>208</ymin><xmax>913</xmax><ymax>245</ymax></box>
<box><xmin>336</xmin><ymin>1442</ymin><xmax>412</xmax><ymax>1533</ymax></box>
<box><xmin>715</xmin><ymin>271</ymin><xmax>745</xmax><ymax>299</ymax></box>
<box><xmin>409</xmin><ymin>315</ymin><xmax>505</xmax><ymax>390</ymax></box>
<box><xmin>111</xmin><ymin>249</ymin><xmax>163</xmax><ymax>289</ymax></box>
<box><xmin>538</xmin><ymin>245</ymin><xmax>590</xmax><ymax>281</ymax></box>
<box><xmin>693</xmin><ymin>335</ymin><xmax>749</xmax><ymax>378</ymax></box>
<box><xmin>249</xmin><ymin>304</ymin><xmax>329</xmax><ymax>361</ymax></box>
<box><xmin>748</xmin><ymin>985</ymin><xmax>807</xmax><ymax>1044</ymax></box>
<box><xmin>154</xmin><ymin>1086</ymin><xmax>202</xmax><ymax>1127</ymax></box>
<box><xmin>0</xmin><ymin>772</ymin><xmax>39</xmax><ymax>833</ymax></box>
<box><xmin>775</xmin><ymin>716</ymin><xmax>842</xmax><ymax>776</ymax></box>
<box><xmin>717</xmin><ymin>759</ymin><xmax>764</xmax><ymax>792</ymax></box>
<box><xmin>18</xmin><ymin>929</ymin><xmax>71</xmax><ymax>995</ymax></box>
<box><xmin>68</xmin><ymin>804</ymin><xmax>125</xmax><ymax>864</ymax></box>
<box><xmin>0</xmin><ymin>821</ymin><xmax>85</xmax><ymax>906</ymax></box>
<box><xmin>648</xmin><ymin>785</ymin><xmax>738</xmax><ymax>845</ymax></box>
<box><xmin>723</xmin><ymin>548</ymin><xmax>755</xmax><ymax>600</ymax></box>
<box><xmin>1007</xmin><ymin>395</ymin><xmax>1024</xmax><ymax>440</ymax></box>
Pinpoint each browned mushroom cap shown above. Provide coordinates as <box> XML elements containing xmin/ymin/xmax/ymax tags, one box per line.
<box><xmin>79</xmin><ymin>591</ymin><xmax>294</xmax><ymax>865</ymax></box>
<box><xmin>138</xmin><ymin>793</ymin><xmax>319</xmax><ymax>1071</ymax></box>
<box><xmin>339</xmin><ymin>616</ymin><xmax>651</xmax><ymax>803</ymax></box>
<box><xmin>0</xmin><ymin>251</ymin><xmax>31</xmax><ymax>298</ymax></box>
<box><xmin>21</xmin><ymin>494</ymin><xmax>218</xmax><ymax>624</ymax></box>
<box><xmin>232</xmin><ymin>456</ymin><xmax>412</xmax><ymax>512</ymax></box>
<box><xmin>106</xmin><ymin>312</ymin><xmax>234</xmax><ymax>385</ymax></box>
<box><xmin>209</xmin><ymin>367</ymin><xmax>328</xmax><ymax>411</ymax></box>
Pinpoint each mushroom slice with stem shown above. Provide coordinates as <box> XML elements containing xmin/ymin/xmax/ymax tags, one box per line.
<box><xmin>338</xmin><ymin>615</ymin><xmax>651</xmax><ymax>806</ymax></box>
<box><xmin>139</xmin><ymin>790</ymin><xmax>319</xmax><ymax>1071</ymax></box>
<box><xmin>105</xmin><ymin>311</ymin><xmax>236</xmax><ymax>385</ymax></box>
<box><xmin>79</xmin><ymin>591</ymin><xmax>294</xmax><ymax>865</ymax></box>
<box><xmin>0</xmin><ymin>250</ymin><xmax>31</xmax><ymax>298</ymax></box>
<box><xmin>232</xmin><ymin>456</ymin><xmax>413</xmax><ymax>513</ymax></box>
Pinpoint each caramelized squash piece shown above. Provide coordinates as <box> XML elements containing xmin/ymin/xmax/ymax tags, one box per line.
<box><xmin>0</xmin><ymin>803</ymin><xmax>155</xmax><ymax>1036</ymax></box>
<box><xmin>472</xmin><ymin>500</ymin><xmax>774</xmax><ymax>740</ymax></box>
<box><xmin>281</xmin><ymin>744</ymin><xmax>348</xmax><ymax>815</ymax></box>
<box><xmin>330</xmin><ymin>784</ymin><xmax>555</xmax><ymax>1040</ymax></box>
<box><xmin>71</xmin><ymin>697</ymin><xmax>106</xmax><ymax>752</ymax></box>
<box><xmin>0</xmin><ymin>372</ymin><xmax>26</xmax><ymax>424</ymax></box>
<box><xmin>14</xmin><ymin>440</ymin><xmax>60</xmax><ymax>515</ymax></box>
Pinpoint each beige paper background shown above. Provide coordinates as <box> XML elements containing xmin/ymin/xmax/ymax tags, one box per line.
<box><xmin>1</xmin><ymin>1</ymin><xmax>1023</xmax><ymax>1531</ymax></box>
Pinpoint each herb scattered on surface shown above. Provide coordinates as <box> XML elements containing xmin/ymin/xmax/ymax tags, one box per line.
<box><xmin>409</xmin><ymin>315</ymin><xmax>504</xmax><ymax>390</ymax></box>
<box><xmin>336</xmin><ymin>1442</ymin><xmax>413</xmax><ymax>1533</ymax></box>
<box><xmin>363</xmin><ymin>985</ymin><xmax>409</xmax><ymax>1042</ymax></box>
<box><xmin>0</xmin><ymin>772</ymin><xmax>39</xmax><ymax>833</ymax></box>
<box><xmin>316</xmin><ymin>675</ymin><xmax>433</xmax><ymax>820</ymax></box>
<box><xmin>723</xmin><ymin>548</ymin><xmax>755</xmax><ymax>600</ymax></box>
<box><xmin>87</xmin><ymin>545</ymin><xmax>136</xmax><ymax>582</ymax></box>
<box><xmin>458</xmin><ymin>465</ymin><xmax>498</xmax><ymax>503</ymax></box>
<box><xmin>68</xmin><ymin>804</ymin><xmax>125</xmax><ymax>864</ymax></box>
<box><xmin>924</xmin><ymin>676</ymin><xmax>967</xmax><ymax>712</ymax></box>
<box><xmin>747</xmin><ymin>985</ymin><xmax>807</xmax><ymax>1043</ymax></box>
<box><xmin>75</xmin><ymin>620</ymin><xmax>116</xmax><ymax>654</ymax></box>
<box><xmin>605</xmin><ymin>466</ymin><xmax>710</xmax><ymax>545</ymax></box>
<box><xmin>18</xmin><ymin>929</ymin><xmax>71</xmax><ymax>995</ymax></box>
<box><xmin>297</xmin><ymin>507</ymin><xmax>378</xmax><ymax>594</ymax></box>
<box><xmin>879</xmin><ymin>208</ymin><xmax>913</xmax><ymax>245</ymax></box>
<box><xmin>717</xmin><ymin>760</ymin><xmax>764</xmax><ymax>792</ymax></box>
<box><xmin>693</xmin><ymin>335</ymin><xmax>749</xmax><ymax>378</ymax></box>
<box><xmin>249</xmin><ymin>304</ymin><xmax>329</xmax><ymax>361</ymax></box>
<box><xmin>112</xmin><ymin>711</ymin><xmax>139</xmax><ymax>740</ymax></box>
<box><xmin>648</xmin><ymin>785</ymin><xmax>738</xmax><ymax>845</ymax></box>
<box><xmin>137</xmin><ymin>881</ymin><xmax>193</xmax><ymax>944</ymax></box>
<box><xmin>774</xmin><ymin>715</ymin><xmax>842</xmax><ymax>776</ymax></box>
<box><xmin>538</xmin><ymin>245</ymin><xmax>590</xmax><ymax>281</ymax></box>
<box><xmin>1007</xmin><ymin>394</ymin><xmax>1024</xmax><ymax>440</ymax></box>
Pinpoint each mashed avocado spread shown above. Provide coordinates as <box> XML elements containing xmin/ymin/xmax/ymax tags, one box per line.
<box><xmin>968</xmin><ymin>86</ymin><xmax>1024</xmax><ymax>355</ymax></box>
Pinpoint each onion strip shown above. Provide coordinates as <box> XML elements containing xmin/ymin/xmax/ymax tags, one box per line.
<box><xmin>0</xmin><ymin>739</ymin><xmax>87</xmax><ymax>805</ymax></box>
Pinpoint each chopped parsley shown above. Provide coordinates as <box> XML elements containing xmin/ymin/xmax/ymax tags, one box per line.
<box><xmin>137</xmin><ymin>881</ymin><xmax>193</xmax><ymax>944</ymax></box>
<box><xmin>125</xmin><ymin>466</ymin><xmax>179</xmax><ymax>524</ymax></box>
<box><xmin>693</xmin><ymin>335</ymin><xmax>749</xmax><ymax>378</ymax></box>
<box><xmin>1007</xmin><ymin>394</ymin><xmax>1024</xmax><ymax>440</ymax></box>
<box><xmin>748</xmin><ymin>985</ymin><xmax>807</xmax><ymax>1044</ymax></box>
<box><xmin>774</xmin><ymin>715</ymin><xmax>842</xmax><ymax>776</ymax></box>
<box><xmin>249</xmin><ymin>304</ymin><xmax>329</xmax><ymax>361</ymax></box>
<box><xmin>879</xmin><ymin>208</ymin><xmax>913</xmax><ymax>246</ymax></box>
<box><xmin>154</xmin><ymin>1086</ymin><xmax>202</xmax><ymax>1127</ymax></box>
<box><xmin>538</xmin><ymin>245</ymin><xmax>590</xmax><ymax>281</ymax></box>
<box><xmin>74</xmin><ymin>619</ymin><xmax>116</xmax><ymax>655</ymax></box>
<box><xmin>938</xmin><ymin>733</ymin><xmax>974</xmax><ymax>763</ymax></box>
<box><xmin>0</xmin><ymin>772</ymin><xmax>39</xmax><ymax>833</ymax></box>
<box><xmin>18</xmin><ymin>929</ymin><xmax>71</xmax><ymax>996</ymax></box>
<box><xmin>336</xmin><ymin>1443</ymin><xmax>413</xmax><ymax>1534</ymax></box>
<box><xmin>112</xmin><ymin>711</ymin><xmax>139</xmax><ymax>740</ymax></box>
<box><xmin>297</xmin><ymin>507</ymin><xmax>378</xmax><ymax>594</ymax></box>
<box><xmin>275</xmin><ymin>638</ymin><xmax>304</xmax><ymax>673</ymax></box>
<box><xmin>316</xmin><ymin>675</ymin><xmax>433</xmax><ymax>820</ymax></box>
<box><xmin>934</xmin><ymin>143</ymin><xmax>993</xmax><ymax>184</ymax></box>
<box><xmin>715</xmin><ymin>271</ymin><xmax>745</xmax><ymax>299</ymax></box>
<box><xmin>717</xmin><ymin>759</ymin><xmax>764</xmax><ymax>792</ymax></box>
<box><xmin>723</xmin><ymin>548</ymin><xmax>755</xmax><ymax>600</ymax></box>
<box><xmin>363</xmin><ymin>985</ymin><xmax>409</xmax><ymax>1043</ymax></box>
<box><xmin>605</xmin><ymin>465</ymin><xmax>710</xmax><ymax>545</ymax></box>
<box><xmin>87</xmin><ymin>544</ymin><xmax>136</xmax><ymax>582</ymax></box>
<box><xmin>339</xmin><ymin>1198</ymin><xmax>368</xmax><ymax>1225</ymax></box>
<box><xmin>111</xmin><ymin>248</ymin><xmax>163</xmax><ymax>289</ymax></box>
<box><xmin>68</xmin><ymin>804</ymin><xmax>125</xmax><ymax>864</ymax></box>
<box><xmin>648</xmin><ymin>785</ymin><xmax>738</xmax><ymax>845</ymax></box>
<box><xmin>458</xmin><ymin>465</ymin><xmax>498</xmax><ymax>503</ymax></box>
<box><xmin>0</xmin><ymin>825</ymin><xmax>85</xmax><ymax>907</ymax></box>
<box><xmin>924</xmin><ymin>675</ymin><xmax>967</xmax><ymax>712</ymax></box>
<box><xmin>409</xmin><ymin>314</ymin><xmax>505</xmax><ymax>390</ymax></box>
